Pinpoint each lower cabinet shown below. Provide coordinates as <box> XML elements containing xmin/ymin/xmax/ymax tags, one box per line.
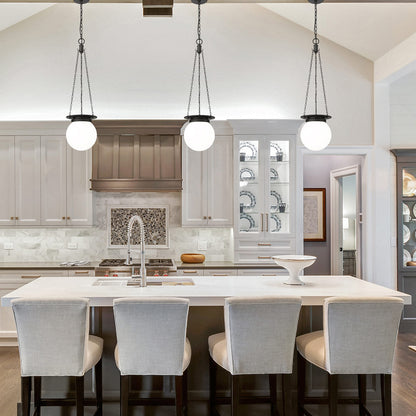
<box><xmin>204</xmin><ymin>269</ymin><xmax>237</xmax><ymax>277</ymax></box>
<box><xmin>176</xmin><ymin>269</ymin><xmax>204</xmax><ymax>277</ymax></box>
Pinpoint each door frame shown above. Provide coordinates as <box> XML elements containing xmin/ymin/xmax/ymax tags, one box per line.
<box><xmin>330</xmin><ymin>165</ymin><xmax>362</xmax><ymax>277</ymax></box>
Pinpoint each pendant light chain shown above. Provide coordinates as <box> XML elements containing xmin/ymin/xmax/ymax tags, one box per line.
<box><xmin>302</xmin><ymin>0</ymin><xmax>330</xmax><ymax>119</ymax></box>
<box><xmin>68</xmin><ymin>1</ymin><xmax>95</xmax><ymax>119</ymax></box>
<box><xmin>186</xmin><ymin>0</ymin><xmax>213</xmax><ymax>119</ymax></box>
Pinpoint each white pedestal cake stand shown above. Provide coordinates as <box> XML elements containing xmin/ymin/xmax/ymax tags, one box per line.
<box><xmin>272</xmin><ymin>255</ymin><xmax>317</xmax><ymax>285</ymax></box>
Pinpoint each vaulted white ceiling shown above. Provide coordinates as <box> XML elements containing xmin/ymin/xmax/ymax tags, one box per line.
<box><xmin>260</xmin><ymin>3</ymin><xmax>416</xmax><ymax>61</ymax></box>
<box><xmin>0</xmin><ymin>4</ymin><xmax>53</xmax><ymax>32</ymax></box>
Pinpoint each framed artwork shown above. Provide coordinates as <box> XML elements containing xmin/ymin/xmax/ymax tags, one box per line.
<box><xmin>303</xmin><ymin>188</ymin><xmax>326</xmax><ymax>242</ymax></box>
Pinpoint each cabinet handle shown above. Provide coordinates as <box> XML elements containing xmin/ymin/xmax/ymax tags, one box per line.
<box><xmin>258</xmin><ymin>256</ymin><xmax>272</xmax><ymax>259</ymax></box>
<box><xmin>208</xmin><ymin>216</ymin><xmax>212</xmax><ymax>220</ymax></box>
<box><xmin>10</xmin><ymin>217</ymin><xmax>14</xmax><ymax>220</ymax></box>
<box><xmin>62</xmin><ymin>217</ymin><xmax>66</xmax><ymax>220</ymax></box>
<box><xmin>212</xmin><ymin>274</ymin><xmax>229</xmax><ymax>276</ymax></box>
<box><xmin>265</xmin><ymin>214</ymin><xmax>269</xmax><ymax>232</ymax></box>
<box><xmin>262</xmin><ymin>273</ymin><xmax>277</xmax><ymax>276</ymax></box>
<box><xmin>67</xmin><ymin>217</ymin><xmax>70</xmax><ymax>220</ymax></box>
<box><xmin>21</xmin><ymin>275</ymin><xmax>41</xmax><ymax>279</ymax></box>
<box><xmin>203</xmin><ymin>216</ymin><xmax>207</xmax><ymax>220</ymax></box>
<box><xmin>260</xmin><ymin>213</ymin><xmax>264</xmax><ymax>232</ymax></box>
<box><xmin>75</xmin><ymin>271</ymin><xmax>90</xmax><ymax>275</ymax></box>
<box><xmin>15</xmin><ymin>217</ymin><xmax>19</xmax><ymax>220</ymax></box>
<box><xmin>258</xmin><ymin>242</ymin><xmax>271</xmax><ymax>246</ymax></box>
<box><xmin>183</xmin><ymin>270</ymin><xmax>198</xmax><ymax>274</ymax></box>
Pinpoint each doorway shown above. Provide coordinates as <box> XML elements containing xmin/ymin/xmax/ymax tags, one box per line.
<box><xmin>330</xmin><ymin>165</ymin><xmax>362</xmax><ymax>278</ymax></box>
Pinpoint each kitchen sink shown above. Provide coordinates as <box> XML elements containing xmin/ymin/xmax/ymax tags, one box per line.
<box><xmin>93</xmin><ymin>278</ymin><xmax>194</xmax><ymax>287</ymax></box>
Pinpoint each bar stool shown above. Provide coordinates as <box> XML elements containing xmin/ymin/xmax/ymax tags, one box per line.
<box><xmin>296</xmin><ymin>296</ymin><xmax>404</xmax><ymax>416</ymax></box>
<box><xmin>208</xmin><ymin>296</ymin><xmax>302</xmax><ymax>416</ymax></box>
<box><xmin>12</xmin><ymin>297</ymin><xmax>103</xmax><ymax>416</ymax></box>
<box><xmin>113</xmin><ymin>297</ymin><xmax>191</xmax><ymax>416</ymax></box>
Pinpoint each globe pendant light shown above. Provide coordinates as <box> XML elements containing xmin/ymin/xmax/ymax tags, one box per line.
<box><xmin>66</xmin><ymin>0</ymin><xmax>97</xmax><ymax>152</ymax></box>
<box><xmin>300</xmin><ymin>0</ymin><xmax>332</xmax><ymax>152</ymax></box>
<box><xmin>184</xmin><ymin>0</ymin><xmax>215</xmax><ymax>152</ymax></box>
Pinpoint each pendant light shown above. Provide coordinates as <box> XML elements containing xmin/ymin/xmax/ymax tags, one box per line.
<box><xmin>66</xmin><ymin>0</ymin><xmax>97</xmax><ymax>152</ymax></box>
<box><xmin>300</xmin><ymin>0</ymin><xmax>332</xmax><ymax>152</ymax></box>
<box><xmin>184</xmin><ymin>0</ymin><xmax>215</xmax><ymax>152</ymax></box>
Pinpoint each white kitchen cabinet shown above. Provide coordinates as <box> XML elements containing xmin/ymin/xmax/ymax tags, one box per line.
<box><xmin>0</xmin><ymin>137</ymin><xmax>15</xmax><ymax>226</ymax></box>
<box><xmin>182</xmin><ymin>122</ymin><xmax>233</xmax><ymax>227</ymax></box>
<box><xmin>229</xmin><ymin>120</ymin><xmax>301</xmax><ymax>263</ymax></box>
<box><xmin>176</xmin><ymin>269</ymin><xmax>204</xmax><ymax>277</ymax></box>
<box><xmin>0</xmin><ymin>269</ymin><xmax>68</xmax><ymax>345</ymax></box>
<box><xmin>41</xmin><ymin>136</ymin><xmax>93</xmax><ymax>226</ymax></box>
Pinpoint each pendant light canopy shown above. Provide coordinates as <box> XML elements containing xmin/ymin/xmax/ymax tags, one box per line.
<box><xmin>184</xmin><ymin>0</ymin><xmax>215</xmax><ymax>152</ymax></box>
<box><xmin>300</xmin><ymin>0</ymin><xmax>332</xmax><ymax>152</ymax></box>
<box><xmin>66</xmin><ymin>0</ymin><xmax>97</xmax><ymax>152</ymax></box>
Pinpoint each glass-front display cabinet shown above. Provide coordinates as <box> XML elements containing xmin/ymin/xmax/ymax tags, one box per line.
<box><xmin>230</xmin><ymin>120</ymin><xmax>299</xmax><ymax>263</ymax></box>
<box><xmin>392</xmin><ymin>149</ymin><xmax>416</xmax><ymax>330</ymax></box>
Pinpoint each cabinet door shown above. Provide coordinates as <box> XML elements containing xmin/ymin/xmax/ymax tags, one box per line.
<box><xmin>182</xmin><ymin>144</ymin><xmax>208</xmax><ymax>226</ymax></box>
<box><xmin>207</xmin><ymin>136</ymin><xmax>233</xmax><ymax>227</ymax></box>
<box><xmin>67</xmin><ymin>147</ymin><xmax>93</xmax><ymax>226</ymax></box>
<box><xmin>0</xmin><ymin>137</ymin><xmax>16</xmax><ymax>225</ymax></box>
<box><xmin>41</xmin><ymin>136</ymin><xmax>67</xmax><ymax>226</ymax></box>
<box><xmin>203</xmin><ymin>269</ymin><xmax>237</xmax><ymax>277</ymax></box>
<box><xmin>15</xmin><ymin>136</ymin><xmax>41</xmax><ymax>225</ymax></box>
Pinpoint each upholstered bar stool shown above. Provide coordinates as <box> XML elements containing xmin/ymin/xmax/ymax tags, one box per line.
<box><xmin>113</xmin><ymin>297</ymin><xmax>191</xmax><ymax>416</ymax></box>
<box><xmin>12</xmin><ymin>297</ymin><xmax>103</xmax><ymax>416</ymax></box>
<box><xmin>208</xmin><ymin>296</ymin><xmax>302</xmax><ymax>416</ymax></box>
<box><xmin>296</xmin><ymin>296</ymin><xmax>404</xmax><ymax>416</ymax></box>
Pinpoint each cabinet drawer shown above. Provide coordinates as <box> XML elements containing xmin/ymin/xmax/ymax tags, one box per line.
<box><xmin>237</xmin><ymin>268</ymin><xmax>286</xmax><ymax>277</ymax></box>
<box><xmin>177</xmin><ymin>269</ymin><xmax>204</xmax><ymax>276</ymax></box>
<box><xmin>68</xmin><ymin>269</ymin><xmax>94</xmax><ymax>277</ymax></box>
<box><xmin>204</xmin><ymin>269</ymin><xmax>237</xmax><ymax>277</ymax></box>
<box><xmin>0</xmin><ymin>269</ymin><xmax>68</xmax><ymax>283</ymax></box>
<box><xmin>235</xmin><ymin>239</ymin><xmax>295</xmax><ymax>251</ymax></box>
<box><xmin>234</xmin><ymin>252</ymin><xmax>277</xmax><ymax>263</ymax></box>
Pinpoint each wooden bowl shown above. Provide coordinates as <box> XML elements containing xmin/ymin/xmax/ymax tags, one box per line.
<box><xmin>181</xmin><ymin>253</ymin><xmax>205</xmax><ymax>264</ymax></box>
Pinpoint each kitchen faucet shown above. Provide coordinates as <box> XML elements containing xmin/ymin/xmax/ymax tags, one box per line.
<box><xmin>125</xmin><ymin>215</ymin><xmax>147</xmax><ymax>287</ymax></box>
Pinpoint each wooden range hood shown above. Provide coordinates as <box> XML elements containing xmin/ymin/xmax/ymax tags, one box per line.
<box><xmin>91</xmin><ymin>120</ymin><xmax>185</xmax><ymax>192</ymax></box>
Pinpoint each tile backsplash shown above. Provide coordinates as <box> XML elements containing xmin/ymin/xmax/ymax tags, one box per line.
<box><xmin>0</xmin><ymin>193</ymin><xmax>233</xmax><ymax>263</ymax></box>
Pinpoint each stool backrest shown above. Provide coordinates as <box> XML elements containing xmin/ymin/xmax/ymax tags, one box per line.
<box><xmin>12</xmin><ymin>297</ymin><xmax>89</xmax><ymax>377</ymax></box>
<box><xmin>225</xmin><ymin>296</ymin><xmax>302</xmax><ymax>375</ymax></box>
<box><xmin>113</xmin><ymin>297</ymin><xmax>189</xmax><ymax>376</ymax></box>
<box><xmin>324</xmin><ymin>297</ymin><xmax>404</xmax><ymax>374</ymax></box>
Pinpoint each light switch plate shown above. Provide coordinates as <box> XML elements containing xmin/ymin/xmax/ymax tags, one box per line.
<box><xmin>4</xmin><ymin>242</ymin><xmax>13</xmax><ymax>250</ymax></box>
<box><xmin>68</xmin><ymin>242</ymin><xmax>78</xmax><ymax>249</ymax></box>
<box><xmin>198</xmin><ymin>240</ymin><xmax>208</xmax><ymax>251</ymax></box>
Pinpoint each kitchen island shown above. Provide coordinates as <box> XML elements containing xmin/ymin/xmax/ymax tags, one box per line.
<box><xmin>1</xmin><ymin>276</ymin><xmax>411</xmax><ymax>416</ymax></box>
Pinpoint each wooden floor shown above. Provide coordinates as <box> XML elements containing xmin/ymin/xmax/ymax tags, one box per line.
<box><xmin>1</xmin><ymin>334</ymin><xmax>416</xmax><ymax>416</ymax></box>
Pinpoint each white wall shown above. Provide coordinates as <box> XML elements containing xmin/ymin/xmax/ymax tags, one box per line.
<box><xmin>0</xmin><ymin>3</ymin><xmax>373</xmax><ymax>146</ymax></box>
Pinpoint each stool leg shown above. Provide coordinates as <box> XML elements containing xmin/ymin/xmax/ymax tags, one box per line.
<box><xmin>269</xmin><ymin>374</ymin><xmax>277</xmax><ymax>416</ymax></box>
<box><xmin>381</xmin><ymin>374</ymin><xmax>392</xmax><ymax>416</ymax></box>
<box><xmin>120</xmin><ymin>375</ymin><xmax>129</xmax><ymax>416</ymax></box>
<box><xmin>282</xmin><ymin>374</ymin><xmax>292</xmax><ymax>416</ymax></box>
<box><xmin>75</xmin><ymin>376</ymin><xmax>84</xmax><ymax>416</ymax></box>
<box><xmin>297</xmin><ymin>353</ymin><xmax>306</xmax><ymax>416</ymax></box>
<box><xmin>34</xmin><ymin>376</ymin><xmax>41</xmax><ymax>415</ymax></box>
<box><xmin>175</xmin><ymin>375</ymin><xmax>184</xmax><ymax>416</ymax></box>
<box><xmin>21</xmin><ymin>376</ymin><xmax>31</xmax><ymax>416</ymax></box>
<box><xmin>328</xmin><ymin>374</ymin><xmax>338</xmax><ymax>416</ymax></box>
<box><xmin>95</xmin><ymin>359</ymin><xmax>103</xmax><ymax>414</ymax></box>
<box><xmin>358</xmin><ymin>374</ymin><xmax>367</xmax><ymax>416</ymax></box>
<box><xmin>183</xmin><ymin>369</ymin><xmax>188</xmax><ymax>416</ymax></box>
<box><xmin>231</xmin><ymin>375</ymin><xmax>240</xmax><ymax>416</ymax></box>
<box><xmin>209</xmin><ymin>356</ymin><xmax>217</xmax><ymax>416</ymax></box>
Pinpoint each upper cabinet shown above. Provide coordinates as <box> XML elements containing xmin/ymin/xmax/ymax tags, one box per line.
<box><xmin>182</xmin><ymin>122</ymin><xmax>233</xmax><ymax>227</ymax></box>
<box><xmin>229</xmin><ymin>120</ymin><xmax>301</xmax><ymax>263</ymax></box>
<box><xmin>91</xmin><ymin>120</ymin><xmax>184</xmax><ymax>192</ymax></box>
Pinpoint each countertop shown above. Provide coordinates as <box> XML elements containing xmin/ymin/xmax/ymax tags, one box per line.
<box><xmin>0</xmin><ymin>261</ymin><xmax>281</xmax><ymax>270</ymax></box>
<box><xmin>2</xmin><ymin>275</ymin><xmax>411</xmax><ymax>307</ymax></box>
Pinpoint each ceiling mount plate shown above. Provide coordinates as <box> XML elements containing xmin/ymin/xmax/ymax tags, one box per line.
<box><xmin>191</xmin><ymin>0</ymin><xmax>208</xmax><ymax>5</ymax></box>
<box><xmin>308</xmin><ymin>0</ymin><xmax>324</xmax><ymax>4</ymax></box>
<box><xmin>73</xmin><ymin>0</ymin><xmax>90</xmax><ymax>4</ymax></box>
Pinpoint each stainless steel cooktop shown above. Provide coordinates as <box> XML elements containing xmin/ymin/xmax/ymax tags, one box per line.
<box><xmin>98</xmin><ymin>259</ymin><xmax>174</xmax><ymax>267</ymax></box>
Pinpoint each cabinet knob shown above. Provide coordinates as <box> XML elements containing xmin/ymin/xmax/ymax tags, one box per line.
<box><xmin>208</xmin><ymin>216</ymin><xmax>212</xmax><ymax>220</ymax></box>
<box><xmin>10</xmin><ymin>217</ymin><xmax>14</xmax><ymax>220</ymax></box>
<box><xmin>15</xmin><ymin>217</ymin><xmax>19</xmax><ymax>220</ymax></box>
<box><xmin>203</xmin><ymin>216</ymin><xmax>207</xmax><ymax>219</ymax></box>
<box><xmin>62</xmin><ymin>217</ymin><xmax>66</xmax><ymax>220</ymax></box>
<box><xmin>67</xmin><ymin>217</ymin><xmax>70</xmax><ymax>220</ymax></box>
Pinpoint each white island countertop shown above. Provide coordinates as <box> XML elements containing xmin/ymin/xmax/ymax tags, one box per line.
<box><xmin>1</xmin><ymin>275</ymin><xmax>411</xmax><ymax>307</ymax></box>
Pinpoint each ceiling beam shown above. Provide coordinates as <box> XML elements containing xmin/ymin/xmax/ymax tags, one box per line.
<box><xmin>0</xmin><ymin>0</ymin><xmax>415</xmax><ymax>3</ymax></box>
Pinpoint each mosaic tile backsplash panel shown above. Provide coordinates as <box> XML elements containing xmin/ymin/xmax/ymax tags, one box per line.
<box><xmin>109</xmin><ymin>206</ymin><xmax>168</xmax><ymax>247</ymax></box>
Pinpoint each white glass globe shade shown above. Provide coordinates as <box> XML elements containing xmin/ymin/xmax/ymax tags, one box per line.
<box><xmin>300</xmin><ymin>121</ymin><xmax>332</xmax><ymax>151</ymax></box>
<box><xmin>183</xmin><ymin>121</ymin><xmax>215</xmax><ymax>151</ymax></box>
<box><xmin>66</xmin><ymin>121</ymin><xmax>97</xmax><ymax>151</ymax></box>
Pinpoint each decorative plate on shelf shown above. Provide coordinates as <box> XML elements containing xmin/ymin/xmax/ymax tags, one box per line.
<box><xmin>404</xmin><ymin>224</ymin><xmax>410</xmax><ymax>243</ymax></box>
<box><xmin>240</xmin><ymin>213</ymin><xmax>255</xmax><ymax>231</ymax></box>
<box><xmin>404</xmin><ymin>203</ymin><xmax>410</xmax><ymax>216</ymax></box>
<box><xmin>270</xmin><ymin>214</ymin><xmax>282</xmax><ymax>232</ymax></box>
<box><xmin>239</xmin><ymin>142</ymin><xmax>257</xmax><ymax>160</ymax></box>
<box><xmin>239</xmin><ymin>168</ymin><xmax>255</xmax><ymax>181</ymax></box>
<box><xmin>404</xmin><ymin>249</ymin><xmax>411</xmax><ymax>266</ymax></box>
<box><xmin>270</xmin><ymin>142</ymin><xmax>284</xmax><ymax>161</ymax></box>
<box><xmin>240</xmin><ymin>190</ymin><xmax>256</xmax><ymax>208</ymax></box>
<box><xmin>412</xmin><ymin>249</ymin><xmax>416</xmax><ymax>261</ymax></box>
<box><xmin>412</xmin><ymin>204</ymin><xmax>416</xmax><ymax>219</ymax></box>
<box><xmin>270</xmin><ymin>168</ymin><xmax>279</xmax><ymax>181</ymax></box>
<box><xmin>270</xmin><ymin>190</ymin><xmax>282</xmax><ymax>208</ymax></box>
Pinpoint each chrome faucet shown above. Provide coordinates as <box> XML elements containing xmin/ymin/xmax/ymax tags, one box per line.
<box><xmin>125</xmin><ymin>215</ymin><xmax>147</xmax><ymax>287</ymax></box>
